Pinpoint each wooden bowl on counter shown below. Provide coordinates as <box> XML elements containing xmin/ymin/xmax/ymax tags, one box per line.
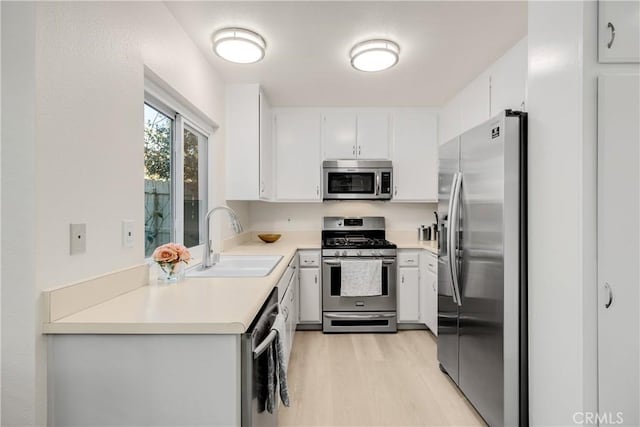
<box><xmin>258</xmin><ymin>233</ymin><xmax>281</xmax><ymax>243</ymax></box>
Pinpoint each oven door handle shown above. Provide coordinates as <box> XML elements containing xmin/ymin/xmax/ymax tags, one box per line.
<box><xmin>324</xmin><ymin>313</ymin><xmax>396</xmax><ymax>319</ymax></box>
<box><xmin>323</xmin><ymin>258</ymin><xmax>396</xmax><ymax>265</ymax></box>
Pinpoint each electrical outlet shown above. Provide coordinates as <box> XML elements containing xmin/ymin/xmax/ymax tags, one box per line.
<box><xmin>70</xmin><ymin>223</ymin><xmax>86</xmax><ymax>255</ymax></box>
<box><xmin>122</xmin><ymin>220</ymin><xmax>134</xmax><ymax>248</ymax></box>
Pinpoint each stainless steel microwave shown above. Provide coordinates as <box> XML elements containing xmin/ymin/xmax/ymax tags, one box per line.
<box><xmin>322</xmin><ymin>160</ymin><xmax>393</xmax><ymax>200</ymax></box>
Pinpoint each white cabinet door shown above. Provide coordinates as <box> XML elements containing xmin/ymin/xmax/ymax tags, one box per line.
<box><xmin>398</xmin><ymin>267</ymin><xmax>420</xmax><ymax>323</ymax></box>
<box><xmin>259</xmin><ymin>92</ymin><xmax>273</xmax><ymax>200</ymax></box>
<box><xmin>439</xmin><ymin>93</ymin><xmax>462</xmax><ymax>145</ymax></box>
<box><xmin>323</xmin><ymin>111</ymin><xmax>357</xmax><ymax>159</ymax></box>
<box><xmin>419</xmin><ymin>251</ymin><xmax>438</xmax><ymax>335</ymax></box>
<box><xmin>226</xmin><ymin>84</ymin><xmax>260</xmax><ymax>200</ymax></box>
<box><xmin>598</xmin><ymin>1</ymin><xmax>640</xmax><ymax>63</ymax></box>
<box><xmin>299</xmin><ymin>267</ymin><xmax>321</xmax><ymax>323</ymax></box>
<box><xmin>597</xmin><ymin>74</ymin><xmax>640</xmax><ymax>426</ymax></box>
<box><xmin>274</xmin><ymin>111</ymin><xmax>322</xmax><ymax>201</ymax></box>
<box><xmin>458</xmin><ymin>71</ymin><xmax>490</xmax><ymax>136</ymax></box>
<box><xmin>490</xmin><ymin>38</ymin><xmax>527</xmax><ymax>116</ymax></box>
<box><xmin>392</xmin><ymin>111</ymin><xmax>438</xmax><ymax>201</ymax></box>
<box><xmin>357</xmin><ymin>111</ymin><xmax>390</xmax><ymax>159</ymax></box>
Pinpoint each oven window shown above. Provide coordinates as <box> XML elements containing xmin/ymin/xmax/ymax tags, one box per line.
<box><xmin>330</xmin><ymin>265</ymin><xmax>389</xmax><ymax>296</ymax></box>
<box><xmin>327</xmin><ymin>173</ymin><xmax>375</xmax><ymax>194</ymax></box>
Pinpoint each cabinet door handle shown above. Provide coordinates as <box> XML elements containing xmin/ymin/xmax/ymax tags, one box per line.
<box><xmin>394</xmin><ymin>186</ymin><xmax>398</xmax><ymax>196</ymax></box>
<box><xmin>358</xmin><ymin>145</ymin><xmax>361</xmax><ymax>156</ymax></box>
<box><xmin>316</xmin><ymin>185</ymin><xmax>320</xmax><ymax>196</ymax></box>
<box><xmin>604</xmin><ymin>282</ymin><xmax>613</xmax><ymax>309</ymax></box>
<box><xmin>314</xmin><ymin>274</ymin><xmax>318</xmax><ymax>284</ymax></box>
<box><xmin>401</xmin><ymin>274</ymin><xmax>405</xmax><ymax>284</ymax></box>
<box><xmin>607</xmin><ymin>22</ymin><xmax>615</xmax><ymax>49</ymax></box>
<box><xmin>352</xmin><ymin>145</ymin><xmax>356</xmax><ymax>156</ymax></box>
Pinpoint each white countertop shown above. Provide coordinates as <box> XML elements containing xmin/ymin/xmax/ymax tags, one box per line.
<box><xmin>43</xmin><ymin>233</ymin><xmax>437</xmax><ymax>335</ymax></box>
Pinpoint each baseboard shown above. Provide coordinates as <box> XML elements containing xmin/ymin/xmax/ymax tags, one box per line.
<box><xmin>398</xmin><ymin>323</ymin><xmax>429</xmax><ymax>330</ymax></box>
<box><xmin>296</xmin><ymin>323</ymin><xmax>322</xmax><ymax>331</ymax></box>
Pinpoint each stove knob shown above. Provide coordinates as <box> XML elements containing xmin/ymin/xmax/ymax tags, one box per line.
<box><xmin>342</xmin><ymin>250</ymin><xmax>348</xmax><ymax>256</ymax></box>
<box><xmin>357</xmin><ymin>250</ymin><xmax>362</xmax><ymax>256</ymax></box>
<box><xmin>373</xmin><ymin>251</ymin><xmax>380</xmax><ymax>257</ymax></box>
<box><xmin>335</xmin><ymin>250</ymin><xmax>340</xmax><ymax>256</ymax></box>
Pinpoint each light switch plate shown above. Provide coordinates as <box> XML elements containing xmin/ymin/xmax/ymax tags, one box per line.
<box><xmin>122</xmin><ymin>220</ymin><xmax>134</xmax><ymax>248</ymax></box>
<box><xmin>70</xmin><ymin>223</ymin><xmax>86</xmax><ymax>255</ymax></box>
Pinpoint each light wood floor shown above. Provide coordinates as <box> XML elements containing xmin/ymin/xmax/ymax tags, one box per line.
<box><xmin>279</xmin><ymin>330</ymin><xmax>486</xmax><ymax>427</ymax></box>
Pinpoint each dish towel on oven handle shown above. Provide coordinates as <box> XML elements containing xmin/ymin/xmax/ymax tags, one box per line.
<box><xmin>340</xmin><ymin>259</ymin><xmax>383</xmax><ymax>296</ymax></box>
<box><xmin>266</xmin><ymin>312</ymin><xmax>290</xmax><ymax>413</ymax></box>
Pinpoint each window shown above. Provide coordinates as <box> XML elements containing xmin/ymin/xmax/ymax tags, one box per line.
<box><xmin>144</xmin><ymin>96</ymin><xmax>209</xmax><ymax>257</ymax></box>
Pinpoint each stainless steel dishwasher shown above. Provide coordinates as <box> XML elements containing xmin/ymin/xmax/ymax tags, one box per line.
<box><xmin>240</xmin><ymin>288</ymin><xmax>279</xmax><ymax>427</ymax></box>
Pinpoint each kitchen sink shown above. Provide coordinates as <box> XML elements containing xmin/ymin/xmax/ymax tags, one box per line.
<box><xmin>186</xmin><ymin>255</ymin><xmax>283</xmax><ymax>278</ymax></box>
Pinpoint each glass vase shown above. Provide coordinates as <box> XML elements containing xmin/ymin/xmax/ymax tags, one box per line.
<box><xmin>157</xmin><ymin>262</ymin><xmax>185</xmax><ymax>285</ymax></box>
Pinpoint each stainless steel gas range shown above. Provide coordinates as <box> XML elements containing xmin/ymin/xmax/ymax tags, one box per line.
<box><xmin>321</xmin><ymin>216</ymin><xmax>398</xmax><ymax>333</ymax></box>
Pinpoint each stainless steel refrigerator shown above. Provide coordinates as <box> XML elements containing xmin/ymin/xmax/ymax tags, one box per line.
<box><xmin>437</xmin><ymin>110</ymin><xmax>528</xmax><ymax>427</ymax></box>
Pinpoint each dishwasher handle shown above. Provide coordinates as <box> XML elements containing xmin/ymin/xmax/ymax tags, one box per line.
<box><xmin>253</xmin><ymin>330</ymin><xmax>277</xmax><ymax>359</ymax></box>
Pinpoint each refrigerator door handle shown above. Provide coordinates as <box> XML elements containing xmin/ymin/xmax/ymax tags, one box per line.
<box><xmin>446</xmin><ymin>172</ymin><xmax>460</xmax><ymax>304</ymax></box>
<box><xmin>449</xmin><ymin>172</ymin><xmax>463</xmax><ymax>306</ymax></box>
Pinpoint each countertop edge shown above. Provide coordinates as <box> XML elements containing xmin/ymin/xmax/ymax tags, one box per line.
<box><xmin>43</xmin><ymin>321</ymin><xmax>247</xmax><ymax>335</ymax></box>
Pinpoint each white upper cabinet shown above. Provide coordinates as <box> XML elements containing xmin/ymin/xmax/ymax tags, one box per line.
<box><xmin>598</xmin><ymin>1</ymin><xmax>640</xmax><ymax>63</ymax></box>
<box><xmin>439</xmin><ymin>93</ymin><xmax>462</xmax><ymax>145</ymax></box>
<box><xmin>274</xmin><ymin>111</ymin><xmax>322</xmax><ymax>201</ymax></box>
<box><xmin>225</xmin><ymin>84</ymin><xmax>272</xmax><ymax>201</ymax></box>
<box><xmin>439</xmin><ymin>37</ymin><xmax>527</xmax><ymax>144</ymax></box>
<box><xmin>259</xmin><ymin>93</ymin><xmax>273</xmax><ymax>200</ymax></box>
<box><xmin>322</xmin><ymin>112</ymin><xmax>357</xmax><ymax>159</ymax></box>
<box><xmin>490</xmin><ymin>38</ymin><xmax>528</xmax><ymax>115</ymax></box>
<box><xmin>321</xmin><ymin>110</ymin><xmax>390</xmax><ymax>160</ymax></box>
<box><xmin>392</xmin><ymin>110</ymin><xmax>438</xmax><ymax>202</ymax></box>
<box><xmin>458</xmin><ymin>70</ymin><xmax>491</xmax><ymax>136</ymax></box>
<box><xmin>357</xmin><ymin>111</ymin><xmax>390</xmax><ymax>159</ymax></box>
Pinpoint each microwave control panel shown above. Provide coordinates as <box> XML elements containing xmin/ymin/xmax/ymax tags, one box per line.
<box><xmin>381</xmin><ymin>172</ymin><xmax>392</xmax><ymax>194</ymax></box>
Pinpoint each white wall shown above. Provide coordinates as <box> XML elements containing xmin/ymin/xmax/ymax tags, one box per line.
<box><xmin>1</xmin><ymin>2</ymin><xmax>245</xmax><ymax>425</ymax></box>
<box><xmin>249</xmin><ymin>202</ymin><xmax>437</xmax><ymax>232</ymax></box>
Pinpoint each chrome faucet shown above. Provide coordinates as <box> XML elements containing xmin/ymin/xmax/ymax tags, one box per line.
<box><xmin>202</xmin><ymin>205</ymin><xmax>244</xmax><ymax>269</ymax></box>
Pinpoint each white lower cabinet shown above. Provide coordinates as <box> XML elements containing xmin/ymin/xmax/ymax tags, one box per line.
<box><xmin>298</xmin><ymin>250</ymin><xmax>322</xmax><ymax>324</ymax></box>
<box><xmin>398</xmin><ymin>267</ymin><xmax>420</xmax><ymax>323</ymax></box>
<box><xmin>420</xmin><ymin>251</ymin><xmax>438</xmax><ymax>335</ymax></box>
<box><xmin>397</xmin><ymin>250</ymin><xmax>421</xmax><ymax>323</ymax></box>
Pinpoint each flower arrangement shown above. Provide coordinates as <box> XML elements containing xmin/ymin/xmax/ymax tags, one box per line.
<box><xmin>152</xmin><ymin>243</ymin><xmax>192</xmax><ymax>283</ymax></box>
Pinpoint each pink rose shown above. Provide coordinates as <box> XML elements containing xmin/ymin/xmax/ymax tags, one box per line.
<box><xmin>153</xmin><ymin>244</ymin><xmax>178</xmax><ymax>263</ymax></box>
<box><xmin>175</xmin><ymin>245</ymin><xmax>192</xmax><ymax>263</ymax></box>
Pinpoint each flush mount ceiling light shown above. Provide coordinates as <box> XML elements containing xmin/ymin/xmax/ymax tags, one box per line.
<box><xmin>350</xmin><ymin>39</ymin><xmax>400</xmax><ymax>72</ymax></box>
<box><xmin>212</xmin><ymin>27</ymin><xmax>266</xmax><ymax>64</ymax></box>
